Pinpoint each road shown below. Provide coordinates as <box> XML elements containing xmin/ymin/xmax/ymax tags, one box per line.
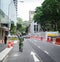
<box><xmin>28</xmin><ymin>39</ymin><xmax>60</xmax><ymax>62</ymax></box>
<box><xmin>4</xmin><ymin>39</ymin><xmax>42</xmax><ymax>62</ymax></box>
<box><xmin>4</xmin><ymin>38</ymin><xmax>60</xmax><ymax>62</ymax></box>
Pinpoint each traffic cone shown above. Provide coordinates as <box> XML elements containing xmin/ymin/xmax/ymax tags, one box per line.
<box><xmin>11</xmin><ymin>42</ymin><xmax>14</xmax><ymax>47</ymax></box>
<box><xmin>8</xmin><ymin>42</ymin><xmax>11</xmax><ymax>48</ymax></box>
<box><xmin>8</xmin><ymin>43</ymin><xmax>11</xmax><ymax>48</ymax></box>
<box><xmin>8</xmin><ymin>42</ymin><xmax>11</xmax><ymax>44</ymax></box>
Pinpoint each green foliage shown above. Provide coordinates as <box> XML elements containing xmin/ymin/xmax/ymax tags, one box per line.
<box><xmin>34</xmin><ymin>0</ymin><xmax>60</xmax><ymax>31</ymax></box>
<box><xmin>17</xmin><ymin>17</ymin><xmax>29</xmax><ymax>34</ymax></box>
<box><xmin>17</xmin><ymin>17</ymin><xmax>23</xmax><ymax>23</ymax></box>
<box><xmin>10</xmin><ymin>21</ymin><xmax>16</xmax><ymax>34</ymax></box>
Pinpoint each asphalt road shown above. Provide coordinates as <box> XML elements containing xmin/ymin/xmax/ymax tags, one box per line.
<box><xmin>4</xmin><ymin>39</ymin><xmax>42</xmax><ymax>62</ymax></box>
<box><xmin>4</xmin><ymin>38</ymin><xmax>60</xmax><ymax>62</ymax></box>
<box><xmin>28</xmin><ymin>39</ymin><xmax>60</xmax><ymax>62</ymax></box>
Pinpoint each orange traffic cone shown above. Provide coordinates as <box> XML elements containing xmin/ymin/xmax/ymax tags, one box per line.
<box><xmin>11</xmin><ymin>42</ymin><xmax>14</xmax><ymax>47</ymax></box>
<box><xmin>8</xmin><ymin>42</ymin><xmax>11</xmax><ymax>48</ymax></box>
<box><xmin>8</xmin><ymin>43</ymin><xmax>11</xmax><ymax>48</ymax></box>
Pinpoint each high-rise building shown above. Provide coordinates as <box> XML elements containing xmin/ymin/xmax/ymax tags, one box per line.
<box><xmin>13</xmin><ymin>0</ymin><xmax>17</xmax><ymax>11</ymax></box>
<box><xmin>29</xmin><ymin>11</ymin><xmax>41</xmax><ymax>34</ymax></box>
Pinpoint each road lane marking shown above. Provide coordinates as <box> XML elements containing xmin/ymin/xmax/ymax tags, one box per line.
<box><xmin>13</xmin><ymin>53</ymin><xmax>19</xmax><ymax>57</ymax></box>
<box><xmin>31</xmin><ymin>51</ymin><xmax>40</xmax><ymax>62</ymax></box>
<box><xmin>44</xmin><ymin>50</ymin><xmax>49</xmax><ymax>54</ymax></box>
<box><xmin>31</xmin><ymin>42</ymin><xmax>49</xmax><ymax>55</ymax></box>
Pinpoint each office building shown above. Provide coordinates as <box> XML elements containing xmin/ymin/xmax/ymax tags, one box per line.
<box><xmin>0</xmin><ymin>0</ymin><xmax>17</xmax><ymax>42</ymax></box>
<box><xmin>29</xmin><ymin>11</ymin><xmax>41</xmax><ymax>34</ymax></box>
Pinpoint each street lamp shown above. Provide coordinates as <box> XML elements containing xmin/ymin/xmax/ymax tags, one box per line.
<box><xmin>8</xmin><ymin>0</ymin><xmax>13</xmax><ymax>35</ymax></box>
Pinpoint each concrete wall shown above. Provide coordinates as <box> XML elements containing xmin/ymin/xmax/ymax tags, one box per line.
<box><xmin>29</xmin><ymin>11</ymin><xmax>41</xmax><ymax>34</ymax></box>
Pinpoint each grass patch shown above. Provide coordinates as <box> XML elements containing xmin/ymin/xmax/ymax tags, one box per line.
<box><xmin>8</xmin><ymin>37</ymin><xmax>18</xmax><ymax>40</ymax></box>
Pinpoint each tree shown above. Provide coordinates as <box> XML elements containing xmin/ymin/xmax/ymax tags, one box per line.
<box><xmin>10</xmin><ymin>21</ymin><xmax>16</xmax><ymax>34</ymax></box>
<box><xmin>34</xmin><ymin>0</ymin><xmax>60</xmax><ymax>31</ymax></box>
<box><xmin>17</xmin><ymin>17</ymin><xmax>29</xmax><ymax>35</ymax></box>
<box><xmin>42</xmin><ymin>0</ymin><xmax>60</xmax><ymax>31</ymax></box>
<box><xmin>34</xmin><ymin>7</ymin><xmax>49</xmax><ymax>31</ymax></box>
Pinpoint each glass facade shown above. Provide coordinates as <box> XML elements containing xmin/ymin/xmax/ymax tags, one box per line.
<box><xmin>0</xmin><ymin>0</ymin><xmax>17</xmax><ymax>25</ymax></box>
<box><xmin>0</xmin><ymin>0</ymin><xmax>17</xmax><ymax>41</ymax></box>
<box><xmin>0</xmin><ymin>0</ymin><xmax>10</xmax><ymax>24</ymax></box>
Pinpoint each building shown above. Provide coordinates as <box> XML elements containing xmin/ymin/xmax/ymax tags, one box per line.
<box><xmin>0</xmin><ymin>0</ymin><xmax>17</xmax><ymax>43</ymax></box>
<box><xmin>29</xmin><ymin>11</ymin><xmax>41</xmax><ymax>34</ymax></box>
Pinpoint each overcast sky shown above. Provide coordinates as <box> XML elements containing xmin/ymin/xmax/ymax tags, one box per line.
<box><xmin>17</xmin><ymin>0</ymin><xmax>44</xmax><ymax>21</ymax></box>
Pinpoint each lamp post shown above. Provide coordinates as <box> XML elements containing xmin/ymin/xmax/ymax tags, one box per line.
<box><xmin>16</xmin><ymin>0</ymin><xmax>24</xmax><ymax>31</ymax></box>
<box><xmin>8</xmin><ymin>0</ymin><xmax>13</xmax><ymax>35</ymax></box>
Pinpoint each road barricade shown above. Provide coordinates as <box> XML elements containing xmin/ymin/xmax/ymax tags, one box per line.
<box><xmin>55</xmin><ymin>38</ymin><xmax>60</xmax><ymax>45</ymax></box>
<box><xmin>47</xmin><ymin>37</ymin><xmax>52</xmax><ymax>43</ymax></box>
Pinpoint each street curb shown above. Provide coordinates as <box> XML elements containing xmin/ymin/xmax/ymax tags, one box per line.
<box><xmin>0</xmin><ymin>40</ymin><xmax>18</xmax><ymax>62</ymax></box>
<box><xmin>0</xmin><ymin>47</ymin><xmax>13</xmax><ymax>62</ymax></box>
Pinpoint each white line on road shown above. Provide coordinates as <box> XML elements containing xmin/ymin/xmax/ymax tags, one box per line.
<box><xmin>13</xmin><ymin>53</ymin><xmax>19</xmax><ymax>57</ymax></box>
<box><xmin>31</xmin><ymin>51</ymin><xmax>40</xmax><ymax>62</ymax></box>
<box><xmin>31</xmin><ymin>41</ymin><xmax>49</xmax><ymax>55</ymax></box>
<box><xmin>44</xmin><ymin>50</ymin><xmax>49</xmax><ymax>54</ymax></box>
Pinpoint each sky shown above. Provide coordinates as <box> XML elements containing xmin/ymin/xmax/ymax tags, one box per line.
<box><xmin>17</xmin><ymin>0</ymin><xmax>44</xmax><ymax>21</ymax></box>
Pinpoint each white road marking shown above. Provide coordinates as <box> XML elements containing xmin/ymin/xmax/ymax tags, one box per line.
<box><xmin>13</xmin><ymin>53</ymin><xmax>19</xmax><ymax>57</ymax></box>
<box><xmin>31</xmin><ymin>41</ymin><xmax>49</xmax><ymax>55</ymax></box>
<box><xmin>34</xmin><ymin>43</ymin><xmax>49</xmax><ymax>55</ymax></box>
<box><xmin>31</xmin><ymin>51</ymin><xmax>40</xmax><ymax>62</ymax></box>
<box><xmin>44</xmin><ymin>50</ymin><xmax>49</xmax><ymax>54</ymax></box>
